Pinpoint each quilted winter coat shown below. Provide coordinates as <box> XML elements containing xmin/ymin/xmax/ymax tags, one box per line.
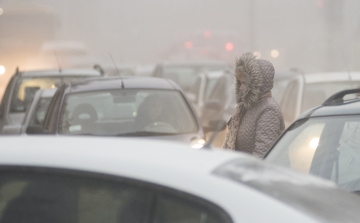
<box><xmin>222</xmin><ymin>53</ymin><xmax>284</xmax><ymax>158</ymax></box>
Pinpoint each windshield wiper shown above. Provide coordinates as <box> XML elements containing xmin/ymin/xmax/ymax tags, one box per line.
<box><xmin>116</xmin><ymin>131</ymin><xmax>178</xmax><ymax>136</ymax></box>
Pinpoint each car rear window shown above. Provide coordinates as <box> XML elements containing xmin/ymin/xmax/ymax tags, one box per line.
<box><xmin>59</xmin><ymin>89</ymin><xmax>198</xmax><ymax>136</ymax></box>
<box><xmin>0</xmin><ymin>168</ymin><xmax>232</xmax><ymax>223</ymax></box>
<box><xmin>10</xmin><ymin>76</ymin><xmax>91</xmax><ymax>113</ymax></box>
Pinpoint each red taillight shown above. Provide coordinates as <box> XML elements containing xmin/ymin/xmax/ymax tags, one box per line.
<box><xmin>225</xmin><ymin>42</ymin><xmax>234</xmax><ymax>51</ymax></box>
<box><xmin>184</xmin><ymin>41</ymin><xmax>193</xmax><ymax>49</ymax></box>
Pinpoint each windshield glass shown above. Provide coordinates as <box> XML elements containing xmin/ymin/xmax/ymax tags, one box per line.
<box><xmin>162</xmin><ymin>64</ymin><xmax>227</xmax><ymax>92</ymax></box>
<box><xmin>266</xmin><ymin>115</ymin><xmax>360</xmax><ymax>191</ymax></box>
<box><xmin>59</xmin><ymin>89</ymin><xmax>198</xmax><ymax>136</ymax></box>
<box><xmin>301</xmin><ymin>82</ymin><xmax>360</xmax><ymax>112</ymax></box>
<box><xmin>10</xmin><ymin>76</ymin><xmax>90</xmax><ymax>113</ymax></box>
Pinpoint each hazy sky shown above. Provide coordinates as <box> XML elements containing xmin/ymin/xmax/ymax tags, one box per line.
<box><xmin>2</xmin><ymin>0</ymin><xmax>360</xmax><ymax>73</ymax></box>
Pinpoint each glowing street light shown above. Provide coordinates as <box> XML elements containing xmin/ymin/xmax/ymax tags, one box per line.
<box><xmin>317</xmin><ymin>0</ymin><xmax>324</xmax><ymax>8</ymax></box>
<box><xmin>0</xmin><ymin>65</ymin><xmax>5</xmax><ymax>75</ymax></box>
<box><xmin>253</xmin><ymin>51</ymin><xmax>261</xmax><ymax>59</ymax></box>
<box><xmin>271</xmin><ymin>49</ymin><xmax>280</xmax><ymax>58</ymax></box>
<box><xmin>309</xmin><ymin>137</ymin><xmax>320</xmax><ymax>149</ymax></box>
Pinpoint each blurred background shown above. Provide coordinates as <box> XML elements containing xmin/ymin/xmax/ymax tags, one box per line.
<box><xmin>1</xmin><ymin>0</ymin><xmax>360</xmax><ymax>100</ymax></box>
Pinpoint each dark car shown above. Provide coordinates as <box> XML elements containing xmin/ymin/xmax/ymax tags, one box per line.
<box><xmin>0</xmin><ymin>68</ymin><xmax>103</xmax><ymax>133</ymax></box>
<box><xmin>265</xmin><ymin>88</ymin><xmax>360</xmax><ymax>192</ymax></box>
<box><xmin>152</xmin><ymin>61</ymin><xmax>230</xmax><ymax>93</ymax></box>
<box><xmin>31</xmin><ymin>77</ymin><xmax>221</xmax><ymax>148</ymax></box>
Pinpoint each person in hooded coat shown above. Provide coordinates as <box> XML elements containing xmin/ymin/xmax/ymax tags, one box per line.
<box><xmin>222</xmin><ymin>52</ymin><xmax>285</xmax><ymax>158</ymax></box>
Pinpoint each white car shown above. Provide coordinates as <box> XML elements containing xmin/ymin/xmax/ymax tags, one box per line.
<box><xmin>0</xmin><ymin>68</ymin><xmax>103</xmax><ymax>133</ymax></box>
<box><xmin>0</xmin><ymin>137</ymin><xmax>359</xmax><ymax>222</ymax></box>
<box><xmin>280</xmin><ymin>72</ymin><xmax>360</xmax><ymax>127</ymax></box>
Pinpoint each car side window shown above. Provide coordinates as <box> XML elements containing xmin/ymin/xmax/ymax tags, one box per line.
<box><xmin>0</xmin><ymin>168</ymin><xmax>232</xmax><ymax>223</ymax></box>
<box><xmin>0</xmin><ymin>171</ymin><xmax>152</xmax><ymax>223</ymax></box>
<box><xmin>154</xmin><ymin>193</ymin><xmax>228</xmax><ymax>223</ymax></box>
<box><xmin>280</xmin><ymin>80</ymin><xmax>299</xmax><ymax>124</ymax></box>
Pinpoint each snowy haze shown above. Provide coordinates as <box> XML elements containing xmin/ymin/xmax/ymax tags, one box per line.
<box><xmin>1</xmin><ymin>0</ymin><xmax>360</xmax><ymax>72</ymax></box>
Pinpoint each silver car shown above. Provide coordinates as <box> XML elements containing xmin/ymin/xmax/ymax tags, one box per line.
<box><xmin>0</xmin><ymin>68</ymin><xmax>103</xmax><ymax>133</ymax></box>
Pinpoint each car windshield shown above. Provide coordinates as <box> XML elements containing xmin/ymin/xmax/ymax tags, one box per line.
<box><xmin>266</xmin><ymin>115</ymin><xmax>360</xmax><ymax>192</ymax></box>
<box><xmin>28</xmin><ymin>97</ymin><xmax>53</xmax><ymax>126</ymax></box>
<box><xmin>59</xmin><ymin>89</ymin><xmax>198</xmax><ymax>136</ymax></box>
<box><xmin>301</xmin><ymin>82</ymin><xmax>360</xmax><ymax>113</ymax></box>
<box><xmin>162</xmin><ymin>65</ymin><xmax>227</xmax><ymax>92</ymax></box>
<box><xmin>10</xmin><ymin>76</ymin><xmax>90</xmax><ymax>113</ymax></box>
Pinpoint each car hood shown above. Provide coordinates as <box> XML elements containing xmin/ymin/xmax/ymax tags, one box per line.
<box><xmin>214</xmin><ymin>158</ymin><xmax>360</xmax><ymax>223</ymax></box>
<box><xmin>131</xmin><ymin>132</ymin><xmax>205</xmax><ymax>147</ymax></box>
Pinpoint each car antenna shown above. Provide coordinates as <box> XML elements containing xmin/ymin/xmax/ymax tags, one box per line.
<box><xmin>109</xmin><ymin>52</ymin><xmax>124</xmax><ymax>88</ymax></box>
<box><xmin>54</xmin><ymin>50</ymin><xmax>62</xmax><ymax>72</ymax></box>
<box><xmin>15</xmin><ymin>67</ymin><xmax>20</xmax><ymax>76</ymax></box>
<box><xmin>109</xmin><ymin>52</ymin><xmax>121</xmax><ymax>76</ymax></box>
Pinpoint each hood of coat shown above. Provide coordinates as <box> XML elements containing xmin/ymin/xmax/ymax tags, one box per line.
<box><xmin>235</xmin><ymin>53</ymin><xmax>274</xmax><ymax>109</ymax></box>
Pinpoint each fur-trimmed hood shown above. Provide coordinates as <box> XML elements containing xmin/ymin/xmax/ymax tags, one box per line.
<box><xmin>235</xmin><ymin>53</ymin><xmax>275</xmax><ymax>109</ymax></box>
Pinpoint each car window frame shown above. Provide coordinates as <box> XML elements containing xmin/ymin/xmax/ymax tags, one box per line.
<box><xmin>43</xmin><ymin>85</ymin><xmax>65</xmax><ymax>133</ymax></box>
<box><xmin>0</xmin><ymin>75</ymin><xmax>17</xmax><ymax>119</ymax></box>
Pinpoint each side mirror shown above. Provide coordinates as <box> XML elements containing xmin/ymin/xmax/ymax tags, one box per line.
<box><xmin>203</xmin><ymin>119</ymin><xmax>227</xmax><ymax>133</ymax></box>
<box><xmin>26</xmin><ymin>125</ymin><xmax>47</xmax><ymax>135</ymax></box>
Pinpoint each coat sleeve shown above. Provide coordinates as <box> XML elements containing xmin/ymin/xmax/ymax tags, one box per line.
<box><xmin>253</xmin><ymin>108</ymin><xmax>283</xmax><ymax>158</ymax></box>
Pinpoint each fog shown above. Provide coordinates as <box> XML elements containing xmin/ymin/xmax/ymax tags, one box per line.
<box><xmin>1</xmin><ymin>0</ymin><xmax>360</xmax><ymax>82</ymax></box>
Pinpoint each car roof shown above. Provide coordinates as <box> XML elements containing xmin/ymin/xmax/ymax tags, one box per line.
<box><xmin>67</xmin><ymin>77</ymin><xmax>180</xmax><ymax>93</ymax></box>
<box><xmin>302</xmin><ymin>71</ymin><xmax>360</xmax><ymax>83</ymax></box>
<box><xmin>160</xmin><ymin>60</ymin><xmax>229</xmax><ymax>67</ymax></box>
<box><xmin>1</xmin><ymin>137</ymin><xmax>360</xmax><ymax>222</ymax></box>
<box><xmin>297</xmin><ymin>100</ymin><xmax>360</xmax><ymax>119</ymax></box>
<box><xmin>19</xmin><ymin>69</ymin><xmax>102</xmax><ymax>77</ymax></box>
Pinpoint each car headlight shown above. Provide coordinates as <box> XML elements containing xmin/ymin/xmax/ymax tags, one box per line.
<box><xmin>190</xmin><ymin>138</ymin><xmax>206</xmax><ymax>149</ymax></box>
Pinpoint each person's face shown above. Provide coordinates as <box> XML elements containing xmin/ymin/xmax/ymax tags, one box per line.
<box><xmin>236</xmin><ymin>71</ymin><xmax>247</xmax><ymax>92</ymax></box>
